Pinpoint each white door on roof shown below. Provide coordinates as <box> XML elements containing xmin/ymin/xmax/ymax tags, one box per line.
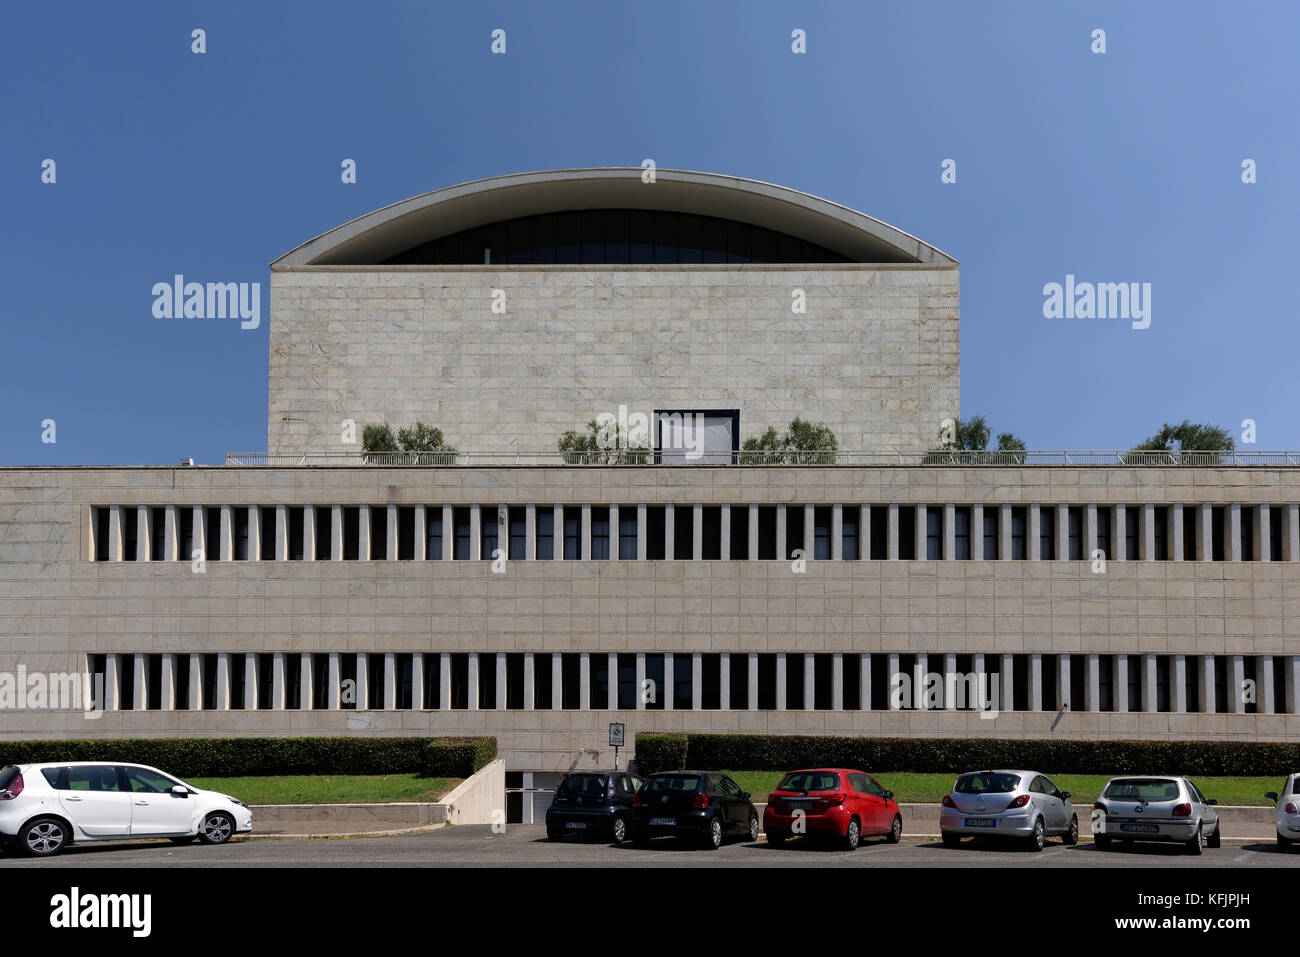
<box><xmin>656</xmin><ymin>412</ymin><xmax>735</xmax><ymax>464</ymax></box>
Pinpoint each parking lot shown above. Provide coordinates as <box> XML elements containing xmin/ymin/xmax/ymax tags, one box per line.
<box><xmin>1</xmin><ymin>826</ymin><xmax>1296</xmax><ymax>868</ymax></box>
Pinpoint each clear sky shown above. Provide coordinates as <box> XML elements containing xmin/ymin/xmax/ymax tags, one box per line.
<box><xmin>2</xmin><ymin>0</ymin><xmax>1296</xmax><ymax>465</ymax></box>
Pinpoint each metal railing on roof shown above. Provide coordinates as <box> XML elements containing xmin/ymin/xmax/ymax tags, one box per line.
<box><xmin>223</xmin><ymin>450</ymin><xmax>1300</xmax><ymax>467</ymax></box>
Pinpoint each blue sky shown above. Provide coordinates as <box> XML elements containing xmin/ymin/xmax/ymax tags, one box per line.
<box><xmin>2</xmin><ymin>0</ymin><xmax>1296</xmax><ymax>464</ymax></box>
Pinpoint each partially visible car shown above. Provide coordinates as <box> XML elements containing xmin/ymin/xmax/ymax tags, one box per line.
<box><xmin>0</xmin><ymin>762</ymin><xmax>252</xmax><ymax>857</ymax></box>
<box><xmin>545</xmin><ymin>770</ymin><xmax>643</xmax><ymax>843</ymax></box>
<box><xmin>1091</xmin><ymin>776</ymin><xmax>1220</xmax><ymax>854</ymax></box>
<box><xmin>629</xmin><ymin>771</ymin><xmax>758</xmax><ymax>850</ymax></box>
<box><xmin>763</xmin><ymin>768</ymin><xmax>902</xmax><ymax>850</ymax></box>
<box><xmin>1264</xmin><ymin>773</ymin><xmax>1300</xmax><ymax>849</ymax></box>
<box><xmin>939</xmin><ymin>770</ymin><xmax>1078</xmax><ymax>851</ymax></box>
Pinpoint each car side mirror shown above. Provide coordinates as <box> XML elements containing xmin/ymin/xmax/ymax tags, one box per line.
<box><xmin>1206</xmin><ymin>799</ymin><xmax>1217</xmax><ymax>806</ymax></box>
<box><xmin>884</xmin><ymin>791</ymin><xmax>895</xmax><ymax>800</ymax></box>
<box><xmin>171</xmin><ymin>785</ymin><xmax>189</xmax><ymax>797</ymax></box>
<box><xmin>1266</xmin><ymin>791</ymin><xmax>1279</xmax><ymax>803</ymax></box>
<box><xmin>1061</xmin><ymin>791</ymin><xmax>1071</xmax><ymax>800</ymax></box>
<box><xmin>742</xmin><ymin>792</ymin><xmax>751</xmax><ymax>800</ymax></box>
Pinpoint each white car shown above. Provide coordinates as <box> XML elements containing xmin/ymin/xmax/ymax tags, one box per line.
<box><xmin>0</xmin><ymin>762</ymin><xmax>252</xmax><ymax>856</ymax></box>
<box><xmin>1091</xmin><ymin>776</ymin><xmax>1220</xmax><ymax>854</ymax></box>
<box><xmin>1265</xmin><ymin>774</ymin><xmax>1300</xmax><ymax>849</ymax></box>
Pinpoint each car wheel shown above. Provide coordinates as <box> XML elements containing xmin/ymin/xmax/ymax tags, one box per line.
<box><xmin>610</xmin><ymin>815</ymin><xmax>628</xmax><ymax>844</ymax></box>
<box><xmin>887</xmin><ymin>814</ymin><xmax>903</xmax><ymax>844</ymax></box>
<box><xmin>199</xmin><ymin>812</ymin><xmax>235</xmax><ymax>846</ymax></box>
<box><xmin>1279</xmin><ymin>834</ymin><xmax>1294</xmax><ymax>850</ymax></box>
<box><xmin>169</xmin><ymin>836</ymin><xmax>196</xmax><ymax>845</ymax></box>
<box><xmin>703</xmin><ymin>815</ymin><xmax>723</xmax><ymax>850</ymax></box>
<box><xmin>1025</xmin><ymin>818</ymin><xmax>1045</xmax><ymax>852</ymax></box>
<box><xmin>21</xmin><ymin>817</ymin><xmax>68</xmax><ymax>857</ymax></box>
<box><xmin>546</xmin><ymin>825</ymin><xmax>564</xmax><ymax>842</ymax></box>
<box><xmin>843</xmin><ymin>816</ymin><xmax>861</xmax><ymax>851</ymax></box>
<box><xmin>746</xmin><ymin>812</ymin><xmax>759</xmax><ymax>843</ymax></box>
<box><xmin>1063</xmin><ymin>815</ymin><xmax>1079</xmax><ymax>846</ymax></box>
<box><xmin>1094</xmin><ymin>834</ymin><xmax>1112</xmax><ymax>850</ymax></box>
<box><xmin>1207</xmin><ymin>822</ymin><xmax>1221</xmax><ymax>849</ymax></box>
<box><xmin>1185</xmin><ymin>824</ymin><xmax>1203</xmax><ymax>856</ymax></box>
<box><xmin>941</xmin><ymin>832</ymin><xmax>962</xmax><ymax>848</ymax></box>
<box><xmin>767</xmin><ymin>829</ymin><xmax>788</xmax><ymax>847</ymax></box>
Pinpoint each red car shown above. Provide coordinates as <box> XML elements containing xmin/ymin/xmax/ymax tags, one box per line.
<box><xmin>764</xmin><ymin>768</ymin><xmax>903</xmax><ymax>850</ymax></box>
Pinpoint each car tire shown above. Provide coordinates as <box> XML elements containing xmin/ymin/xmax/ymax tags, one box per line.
<box><xmin>1207</xmin><ymin>822</ymin><xmax>1221</xmax><ymax>849</ymax></box>
<box><xmin>941</xmin><ymin>832</ymin><xmax>962</xmax><ymax>848</ymax></box>
<box><xmin>1025</xmin><ymin>818</ymin><xmax>1045</xmax><ymax>852</ymax></box>
<box><xmin>1063</xmin><ymin>815</ymin><xmax>1079</xmax><ymax>846</ymax></box>
<box><xmin>702</xmin><ymin>815</ymin><xmax>723</xmax><ymax>850</ymax></box>
<box><xmin>1279</xmin><ymin>834</ymin><xmax>1294</xmax><ymax>850</ymax></box>
<box><xmin>610</xmin><ymin>815</ymin><xmax>628</xmax><ymax>844</ymax></box>
<box><xmin>887</xmin><ymin>814</ymin><xmax>903</xmax><ymax>844</ymax></box>
<box><xmin>767</xmin><ymin>829</ymin><xmax>788</xmax><ymax>848</ymax></box>
<box><xmin>21</xmin><ymin>817</ymin><xmax>68</xmax><ymax>857</ymax></box>
<box><xmin>843</xmin><ymin>816</ymin><xmax>861</xmax><ymax>851</ymax></box>
<box><xmin>546</xmin><ymin>825</ymin><xmax>564</xmax><ymax>842</ymax></box>
<box><xmin>169</xmin><ymin>836</ymin><xmax>196</xmax><ymax>845</ymax></box>
<box><xmin>1186</xmin><ymin>824</ymin><xmax>1203</xmax><ymax>856</ymax></box>
<box><xmin>746</xmin><ymin>812</ymin><xmax>759</xmax><ymax>843</ymax></box>
<box><xmin>198</xmin><ymin>812</ymin><xmax>235</xmax><ymax>846</ymax></box>
<box><xmin>1094</xmin><ymin>834</ymin><xmax>1112</xmax><ymax>850</ymax></box>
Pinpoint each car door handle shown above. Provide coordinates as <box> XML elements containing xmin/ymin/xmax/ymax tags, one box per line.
<box><xmin>64</xmin><ymin>796</ymin><xmax>82</xmax><ymax>802</ymax></box>
<box><xmin>134</xmin><ymin>800</ymin><xmax>149</xmax><ymax>806</ymax></box>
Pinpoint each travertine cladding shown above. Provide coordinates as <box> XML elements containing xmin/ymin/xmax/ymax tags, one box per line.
<box><xmin>4</xmin><ymin>464</ymin><xmax>1300</xmax><ymax>748</ymax></box>
<box><xmin>267</xmin><ymin>264</ymin><xmax>959</xmax><ymax>454</ymax></box>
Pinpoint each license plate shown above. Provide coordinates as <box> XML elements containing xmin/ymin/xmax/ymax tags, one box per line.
<box><xmin>1120</xmin><ymin>823</ymin><xmax>1158</xmax><ymax>833</ymax></box>
<box><xmin>649</xmin><ymin>817</ymin><xmax>675</xmax><ymax>827</ymax></box>
<box><xmin>964</xmin><ymin>818</ymin><xmax>997</xmax><ymax>828</ymax></box>
<box><xmin>564</xmin><ymin>822</ymin><xmax>587</xmax><ymax>830</ymax></box>
<box><xmin>787</xmin><ymin>801</ymin><xmax>812</xmax><ymax>811</ymax></box>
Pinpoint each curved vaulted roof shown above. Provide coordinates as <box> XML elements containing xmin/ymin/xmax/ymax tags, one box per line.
<box><xmin>270</xmin><ymin>168</ymin><xmax>957</xmax><ymax>268</ymax></box>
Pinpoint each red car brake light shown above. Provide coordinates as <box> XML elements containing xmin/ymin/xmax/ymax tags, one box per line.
<box><xmin>942</xmin><ymin>795</ymin><xmax>956</xmax><ymax>808</ymax></box>
<box><xmin>632</xmin><ymin>794</ymin><xmax>642</xmax><ymax>807</ymax></box>
<box><xmin>1093</xmin><ymin>801</ymin><xmax>1108</xmax><ymax>813</ymax></box>
<box><xmin>692</xmin><ymin>793</ymin><xmax>710</xmax><ymax>809</ymax></box>
<box><xmin>1173</xmin><ymin>803</ymin><xmax>1192</xmax><ymax>817</ymax></box>
<box><xmin>1286</xmin><ymin>802</ymin><xmax>1298</xmax><ymax>815</ymax></box>
<box><xmin>1007</xmin><ymin>794</ymin><xmax>1030</xmax><ymax>809</ymax></box>
<box><xmin>826</xmin><ymin>792</ymin><xmax>846</xmax><ymax>806</ymax></box>
<box><xmin>0</xmin><ymin>772</ymin><xmax>24</xmax><ymax>801</ymax></box>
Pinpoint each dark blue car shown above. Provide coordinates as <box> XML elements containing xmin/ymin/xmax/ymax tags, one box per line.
<box><xmin>546</xmin><ymin>770</ymin><xmax>644</xmax><ymax>843</ymax></box>
<box><xmin>630</xmin><ymin>771</ymin><xmax>759</xmax><ymax>850</ymax></box>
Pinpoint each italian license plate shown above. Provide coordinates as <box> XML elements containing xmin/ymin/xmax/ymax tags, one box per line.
<box><xmin>787</xmin><ymin>801</ymin><xmax>812</xmax><ymax>811</ymax></box>
<box><xmin>564</xmin><ymin>822</ymin><xmax>587</xmax><ymax>830</ymax></box>
<box><xmin>964</xmin><ymin>818</ymin><xmax>997</xmax><ymax>828</ymax></box>
<box><xmin>1120</xmin><ymin>823</ymin><xmax>1158</xmax><ymax>833</ymax></box>
<box><xmin>649</xmin><ymin>817</ymin><xmax>675</xmax><ymax>827</ymax></box>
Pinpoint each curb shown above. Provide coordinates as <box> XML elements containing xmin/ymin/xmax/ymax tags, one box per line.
<box><xmin>243</xmin><ymin>823</ymin><xmax>446</xmax><ymax>841</ymax></box>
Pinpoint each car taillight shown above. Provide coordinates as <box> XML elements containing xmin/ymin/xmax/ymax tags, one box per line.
<box><xmin>632</xmin><ymin>794</ymin><xmax>642</xmax><ymax>807</ymax></box>
<box><xmin>1007</xmin><ymin>794</ymin><xmax>1030</xmax><ymax>809</ymax></box>
<box><xmin>692</xmin><ymin>793</ymin><xmax>710</xmax><ymax>809</ymax></box>
<box><xmin>0</xmin><ymin>773</ymin><xmax>24</xmax><ymax>801</ymax></box>
<box><xmin>825</xmin><ymin>792</ymin><xmax>846</xmax><ymax>806</ymax></box>
<box><xmin>1286</xmin><ymin>802</ymin><xmax>1298</xmax><ymax>815</ymax></box>
<box><xmin>942</xmin><ymin>795</ymin><xmax>955</xmax><ymax>808</ymax></box>
<box><xmin>1093</xmin><ymin>801</ymin><xmax>1108</xmax><ymax>813</ymax></box>
<box><xmin>1173</xmin><ymin>803</ymin><xmax>1192</xmax><ymax>817</ymax></box>
<box><xmin>767</xmin><ymin>793</ymin><xmax>778</xmax><ymax>805</ymax></box>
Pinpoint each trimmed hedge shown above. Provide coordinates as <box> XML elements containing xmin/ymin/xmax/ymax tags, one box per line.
<box><xmin>0</xmin><ymin>736</ymin><xmax>497</xmax><ymax>780</ymax></box>
<box><xmin>634</xmin><ymin>733</ymin><xmax>1300</xmax><ymax>778</ymax></box>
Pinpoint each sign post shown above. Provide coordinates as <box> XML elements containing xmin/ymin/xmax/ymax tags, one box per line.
<box><xmin>609</xmin><ymin>722</ymin><xmax>625</xmax><ymax>769</ymax></box>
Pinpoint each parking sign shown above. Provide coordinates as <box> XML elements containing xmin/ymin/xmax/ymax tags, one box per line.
<box><xmin>608</xmin><ymin>722</ymin><xmax>625</xmax><ymax>748</ymax></box>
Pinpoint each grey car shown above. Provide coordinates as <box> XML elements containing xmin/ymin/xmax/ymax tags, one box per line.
<box><xmin>1091</xmin><ymin>776</ymin><xmax>1220</xmax><ymax>854</ymax></box>
<box><xmin>939</xmin><ymin>770</ymin><xmax>1078</xmax><ymax>851</ymax></box>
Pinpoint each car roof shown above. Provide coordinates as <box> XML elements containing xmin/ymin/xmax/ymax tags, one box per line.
<box><xmin>19</xmin><ymin>761</ymin><xmax>161</xmax><ymax>769</ymax></box>
<box><xmin>956</xmin><ymin>769</ymin><xmax>1038</xmax><ymax>778</ymax></box>
<box><xmin>647</xmin><ymin>770</ymin><xmax>712</xmax><ymax>776</ymax></box>
<box><xmin>783</xmin><ymin>768</ymin><xmax>858</xmax><ymax>775</ymax></box>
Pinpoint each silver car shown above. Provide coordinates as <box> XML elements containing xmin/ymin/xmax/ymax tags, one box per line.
<box><xmin>1092</xmin><ymin>776</ymin><xmax>1220</xmax><ymax>854</ymax></box>
<box><xmin>940</xmin><ymin>770</ymin><xmax>1078</xmax><ymax>851</ymax></box>
<box><xmin>1265</xmin><ymin>773</ymin><xmax>1300</xmax><ymax>849</ymax></box>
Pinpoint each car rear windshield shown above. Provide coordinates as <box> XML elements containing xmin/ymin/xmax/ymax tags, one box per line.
<box><xmin>644</xmin><ymin>775</ymin><xmax>701</xmax><ymax>792</ymax></box>
<box><xmin>558</xmin><ymin>774</ymin><xmax>607</xmax><ymax>797</ymax></box>
<box><xmin>955</xmin><ymin>773</ymin><xmax>1021</xmax><ymax>794</ymax></box>
<box><xmin>0</xmin><ymin>766</ymin><xmax>18</xmax><ymax>790</ymax></box>
<box><xmin>1103</xmin><ymin>779</ymin><xmax>1181</xmax><ymax>801</ymax></box>
<box><xmin>777</xmin><ymin>771</ymin><xmax>842</xmax><ymax>792</ymax></box>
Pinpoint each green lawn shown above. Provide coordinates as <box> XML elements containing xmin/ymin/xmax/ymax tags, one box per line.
<box><xmin>726</xmin><ymin>771</ymin><xmax>1283</xmax><ymax>807</ymax></box>
<box><xmin>184</xmin><ymin>774</ymin><xmax>459</xmax><ymax>806</ymax></box>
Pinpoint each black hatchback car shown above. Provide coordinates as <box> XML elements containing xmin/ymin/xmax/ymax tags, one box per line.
<box><xmin>630</xmin><ymin>771</ymin><xmax>759</xmax><ymax>850</ymax></box>
<box><xmin>546</xmin><ymin>770</ymin><xmax>645</xmax><ymax>842</ymax></box>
